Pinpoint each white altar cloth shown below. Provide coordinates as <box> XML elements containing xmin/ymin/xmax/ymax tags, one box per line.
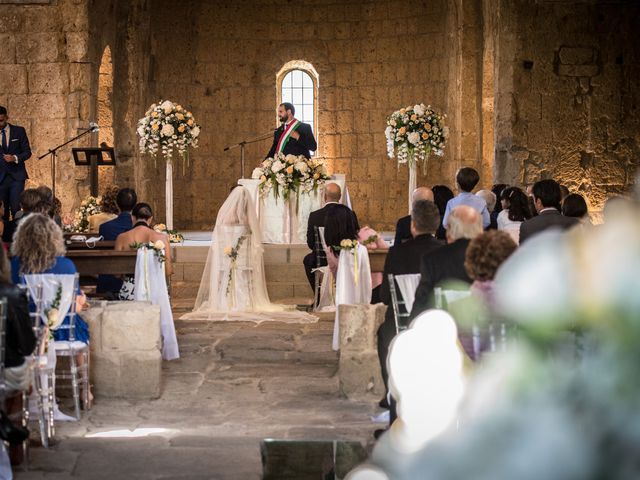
<box><xmin>238</xmin><ymin>175</ymin><xmax>351</xmax><ymax>244</ymax></box>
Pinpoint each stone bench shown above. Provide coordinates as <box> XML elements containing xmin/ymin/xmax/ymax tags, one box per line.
<box><xmin>338</xmin><ymin>303</ymin><xmax>386</xmax><ymax>400</ymax></box>
<box><xmin>83</xmin><ymin>301</ymin><xmax>162</xmax><ymax>399</ymax></box>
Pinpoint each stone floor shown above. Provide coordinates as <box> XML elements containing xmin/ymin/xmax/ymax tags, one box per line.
<box><xmin>15</xmin><ymin>315</ymin><xmax>380</xmax><ymax>479</ymax></box>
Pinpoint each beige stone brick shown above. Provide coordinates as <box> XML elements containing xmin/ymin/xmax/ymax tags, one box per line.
<box><xmin>0</xmin><ymin>34</ymin><xmax>16</xmax><ymax>64</ymax></box>
<box><xmin>28</xmin><ymin>62</ymin><xmax>69</xmax><ymax>94</ymax></box>
<box><xmin>69</xmin><ymin>62</ymin><xmax>91</xmax><ymax>92</ymax></box>
<box><xmin>0</xmin><ymin>64</ymin><xmax>27</xmax><ymax>94</ymax></box>
<box><xmin>65</xmin><ymin>32</ymin><xmax>89</xmax><ymax>62</ymax></box>
<box><xmin>15</xmin><ymin>33</ymin><xmax>63</xmax><ymax>64</ymax></box>
<box><xmin>101</xmin><ymin>302</ymin><xmax>161</xmax><ymax>352</ymax></box>
<box><xmin>9</xmin><ymin>93</ymin><xmax>66</xmax><ymax>118</ymax></box>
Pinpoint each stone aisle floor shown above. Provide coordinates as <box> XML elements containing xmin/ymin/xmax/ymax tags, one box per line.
<box><xmin>15</xmin><ymin>315</ymin><xmax>379</xmax><ymax>479</ymax></box>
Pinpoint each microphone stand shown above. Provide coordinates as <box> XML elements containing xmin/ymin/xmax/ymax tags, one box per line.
<box><xmin>224</xmin><ymin>131</ymin><xmax>273</xmax><ymax>179</ymax></box>
<box><xmin>38</xmin><ymin>126</ymin><xmax>97</xmax><ymax>198</ymax></box>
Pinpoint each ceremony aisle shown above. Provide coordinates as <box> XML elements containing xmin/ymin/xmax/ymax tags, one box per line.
<box><xmin>16</xmin><ymin>314</ymin><xmax>378</xmax><ymax>479</ymax></box>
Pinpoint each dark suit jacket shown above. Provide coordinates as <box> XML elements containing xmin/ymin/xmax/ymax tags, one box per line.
<box><xmin>0</xmin><ymin>282</ymin><xmax>36</xmax><ymax>368</ymax></box>
<box><xmin>306</xmin><ymin>203</ymin><xmax>359</xmax><ymax>251</ymax></box>
<box><xmin>99</xmin><ymin>212</ymin><xmax>133</xmax><ymax>240</ymax></box>
<box><xmin>0</xmin><ymin>124</ymin><xmax>31</xmax><ymax>182</ymax></box>
<box><xmin>266</xmin><ymin>121</ymin><xmax>317</xmax><ymax>159</ymax></box>
<box><xmin>519</xmin><ymin>209</ymin><xmax>579</xmax><ymax>243</ymax></box>
<box><xmin>393</xmin><ymin>215</ymin><xmax>412</xmax><ymax>246</ymax></box>
<box><xmin>380</xmin><ymin>234</ymin><xmax>444</xmax><ymax>325</ymax></box>
<box><xmin>409</xmin><ymin>238</ymin><xmax>472</xmax><ymax>319</ymax></box>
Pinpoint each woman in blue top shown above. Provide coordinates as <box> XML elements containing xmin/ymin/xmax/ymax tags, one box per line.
<box><xmin>10</xmin><ymin>213</ymin><xmax>89</xmax><ymax>344</ymax></box>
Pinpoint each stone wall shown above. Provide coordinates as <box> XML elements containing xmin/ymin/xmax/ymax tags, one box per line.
<box><xmin>493</xmin><ymin>0</ymin><xmax>640</xmax><ymax>210</ymax></box>
<box><xmin>4</xmin><ymin>0</ymin><xmax>639</xmax><ymax>227</ymax></box>
<box><xmin>0</xmin><ymin>0</ymin><xmax>95</xmax><ymax>212</ymax></box>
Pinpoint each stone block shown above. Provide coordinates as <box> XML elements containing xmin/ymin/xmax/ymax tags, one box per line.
<box><xmin>65</xmin><ymin>32</ymin><xmax>89</xmax><ymax>62</ymax></box>
<box><xmin>338</xmin><ymin>303</ymin><xmax>386</xmax><ymax>400</ymax></box>
<box><xmin>15</xmin><ymin>32</ymin><xmax>63</xmax><ymax>63</ymax></box>
<box><xmin>80</xmin><ymin>303</ymin><xmax>105</xmax><ymax>353</ymax></box>
<box><xmin>9</xmin><ymin>94</ymin><xmax>66</xmax><ymax>119</ymax></box>
<box><xmin>101</xmin><ymin>302</ymin><xmax>161</xmax><ymax>351</ymax></box>
<box><xmin>68</xmin><ymin>62</ymin><xmax>91</xmax><ymax>92</ymax></box>
<box><xmin>0</xmin><ymin>34</ymin><xmax>16</xmax><ymax>64</ymax></box>
<box><xmin>0</xmin><ymin>64</ymin><xmax>27</xmax><ymax>94</ymax></box>
<box><xmin>28</xmin><ymin>63</ymin><xmax>69</xmax><ymax>94</ymax></box>
<box><xmin>557</xmin><ymin>64</ymin><xmax>600</xmax><ymax>78</ymax></box>
<box><xmin>90</xmin><ymin>350</ymin><xmax>120</xmax><ymax>396</ymax></box>
<box><xmin>558</xmin><ymin>46</ymin><xmax>596</xmax><ymax>65</ymax></box>
<box><xmin>119</xmin><ymin>350</ymin><xmax>162</xmax><ymax>398</ymax></box>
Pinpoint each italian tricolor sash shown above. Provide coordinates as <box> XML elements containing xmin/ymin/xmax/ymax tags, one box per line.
<box><xmin>276</xmin><ymin>119</ymin><xmax>301</xmax><ymax>154</ymax></box>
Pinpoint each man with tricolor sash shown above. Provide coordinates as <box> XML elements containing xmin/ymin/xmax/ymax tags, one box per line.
<box><xmin>265</xmin><ymin>102</ymin><xmax>317</xmax><ymax>159</ymax></box>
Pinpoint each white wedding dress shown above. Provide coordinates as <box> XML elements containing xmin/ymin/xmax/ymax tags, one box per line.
<box><xmin>182</xmin><ymin>186</ymin><xmax>317</xmax><ymax>323</ymax></box>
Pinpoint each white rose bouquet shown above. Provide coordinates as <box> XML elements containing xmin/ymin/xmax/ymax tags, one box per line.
<box><xmin>137</xmin><ymin>100</ymin><xmax>201</xmax><ymax>172</ymax></box>
<box><xmin>130</xmin><ymin>240</ymin><xmax>167</xmax><ymax>264</ymax></box>
<box><xmin>251</xmin><ymin>153</ymin><xmax>330</xmax><ymax>201</ymax></box>
<box><xmin>153</xmin><ymin>223</ymin><xmax>184</xmax><ymax>244</ymax></box>
<box><xmin>67</xmin><ymin>195</ymin><xmax>102</xmax><ymax>233</ymax></box>
<box><xmin>385</xmin><ymin>103</ymin><xmax>448</xmax><ymax>171</ymax></box>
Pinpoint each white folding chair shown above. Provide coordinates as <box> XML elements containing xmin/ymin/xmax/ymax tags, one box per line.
<box><xmin>388</xmin><ymin>273</ymin><xmax>421</xmax><ymax>334</ymax></box>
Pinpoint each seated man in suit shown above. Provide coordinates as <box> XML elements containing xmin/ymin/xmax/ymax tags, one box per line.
<box><xmin>303</xmin><ymin>183</ymin><xmax>359</xmax><ymax>290</ymax></box>
<box><xmin>519</xmin><ymin>179</ymin><xmax>579</xmax><ymax>243</ymax></box>
<box><xmin>378</xmin><ymin>199</ymin><xmax>443</xmax><ymax>398</ymax></box>
<box><xmin>410</xmin><ymin>205</ymin><xmax>483</xmax><ymax>320</ymax></box>
<box><xmin>96</xmin><ymin>187</ymin><xmax>137</xmax><ymax>295</ymax></box>
<box><xmin>393</xmin><ymin>186</ymin><xmax>434</xmax><ymax>246</ymax></box>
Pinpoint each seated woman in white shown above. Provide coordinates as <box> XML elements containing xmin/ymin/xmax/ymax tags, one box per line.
<box><xmin>497</xmin><ymin>187</ymin><xmax>532</xmax><ymax>244</ymax></box>
<box><xmin>184</xmin><ymin>186</ymin><xmax>315</xmax><ymax>324</ymax></box>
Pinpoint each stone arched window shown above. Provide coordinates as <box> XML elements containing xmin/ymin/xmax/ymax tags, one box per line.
<box><xmin>277</xmin><ymin>61</ymin><xmax>318</xmax><ymax>144</ymax></box>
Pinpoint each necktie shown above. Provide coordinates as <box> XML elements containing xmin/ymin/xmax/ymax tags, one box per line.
<box><xmin>1</xmin><ymin>129</ymin><xmax>6</xmax><ymax>152</ymax></box>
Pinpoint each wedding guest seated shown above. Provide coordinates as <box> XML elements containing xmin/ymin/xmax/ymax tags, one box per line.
<box><xmin>99</xmin><ymin>187</ymin><xmax>137</xmax><ymax>240</ymax></box>
<box><xmin>393</xmin><ymin>186</ymin><xmax>433</xmax><ymax>245</ymax></box>
<box><xmin>10</xmin><ymin>213</ymin><xmax>90</xmax><ymax>344</ymax></box>
<box><xmin>303</xmin><ymin>183</ymin><xmax>358</xmax><ymax>290</ymax></box>
<box><xmin>358</xmin><ymin>224</ymin><xmax>388</xmax><ymax>303</ymax></box>
<box><xmin>378</xmin><ymin>200</ymin><xmax>442</xmax><ymax>397</ymax></box>
<box><xmin>115</xmin><ymin>202</ymin><xmax>173</xmax><ymax>277</ymax></box>
<box><xmin>89</xmin><ymin>186</ymin><xmax>119</xmax><ymax>232</ymax></box>
<box><xmin>433</xmin><ymin>184</ymin><xmax>454</xmax><ymax>241</ymax></box>
<box><xmin>322</xmin><ymin>203</ymin><xmax>359</xmax><ymax>278</ymax></box>
<box><xmin>490</xmin><ymin>183</ymin><xmax>508</xmax><ymax>228</ymax></box>
<box><xmin>519</xmin><ymin>179</ymin><xmax>579</xmax><ymax>243</ymax></box>
<box><xmin>35</xmin><ymin>185</ymin><xmax>62</xmax><ymax>226</ymax></box>
<box><xmin>97</xmin><ymin>187</ymin><xmax>137</xmax><ymax>296</ymax></box>
<box><xmin>410</xmin><ymin>205</ymin><xmax>483</xmax><ymax>319</ymax></box>
<box><xmin>497</xmin><ymin>186</ymin><xmax>532</xmax><ymax>244</ymax></box>
<box><xmin>475</xmin><ymin>189</ymin><xmax>497</xmax><ymax>229</ymax></box>
<box><xmin>562</xmin><ymin>193</ymin><xmax>589</xmax><ymax>224</ymax></box>
<box><xmin>443</xmin><ymin>167</ymin><xmax>490</xmax><ymax>230</ymax></box>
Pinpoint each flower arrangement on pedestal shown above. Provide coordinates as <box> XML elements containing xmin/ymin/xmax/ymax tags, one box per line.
<box><xmin>385</xmin><ymin>103</ymin><xmax>448</xmax><ymax>211</ymax></box>
<box><xmin>137</xmin><ymin>100</ymin><xmax>202</xmax><ymax>230</ymax></box>
<box><xmin>137</xmin><ymin>100</ymin><xmax>201</xmax><ymax>169</ymax></box>
<box><xmin>385</xmin><ymin>103</ymin><xmax>448</xmax><ymax>169</ymax></box>
<box><xmin>251</xmin><ymin>153</ymin><xmax>330</xmax><ymax>201</ymax></box>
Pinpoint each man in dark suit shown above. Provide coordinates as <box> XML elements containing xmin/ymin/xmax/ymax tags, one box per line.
<box><xmin>393</xmin><ymin>186</ymin><xmax>434</xmax><ymax>245</ymax></box>
<box><xmin>378</xmin><ymin>200</ymin><xmax>443</xmax><ymax>394</ymax></box>
<box><xmin>97</xmin><ymin>187</ymin><xmax>137</xmax><ymax>295</ymax></box>
<box><xmin>266</xmin><ymin>103</ymin><xmax>317</xmax><ymax>159</ymax></box>
<box><xmin>0</xmin><ymin>106</ymin><xmax>32</xmax><ymax>221</ymax></box>
<box><xmin>519</xmin><ymin>179</ymin><xmax>579</xmax><ymax>243</ymax></box>
<box><xmin>409</xmin><ymin>205</ymin><xmax>483</xmax><ymax>320</ymax></box>
<box><xmin>303</xmin><ymin>183</ymin><xmax>358</xmax><ymax>290</ymax></box>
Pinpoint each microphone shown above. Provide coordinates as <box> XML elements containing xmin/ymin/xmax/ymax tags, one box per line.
<box><xmin>89</xmin><ymin>122</ymin><xmax>100</xmax><ymax>132</ymax></box>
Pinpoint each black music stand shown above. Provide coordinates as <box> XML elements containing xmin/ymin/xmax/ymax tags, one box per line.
<box><xmin>72</xmin><ymin>147</ymin><xmax>117</xmax><ymax>197</ymax></box>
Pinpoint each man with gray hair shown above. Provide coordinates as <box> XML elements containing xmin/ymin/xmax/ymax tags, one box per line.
<box><xmin>378</xmin><ymin>199</ymin><xmax>443</xmax><ymax>399</ymax></box>
<box><xmin>410</xmin><ymin>205</ymin><xmax>482</xmax><ymax>319</ymax></box>
<box><xmin>394</xmin><ymin>186</ymin><xmax>434</xmax><ymax>245</ymax></box>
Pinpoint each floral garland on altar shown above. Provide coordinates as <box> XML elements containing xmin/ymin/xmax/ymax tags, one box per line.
<box><xmin>137</xmin><ymin>100</ymin><xmax>201</xmax><ymax>172</ymax></box>
<box><xmin>385</xmin><ymin>103</ymin><xmax>448</xmax><ymax>171</ymax></box>
<box><xmin>251</xmin><ymin>153</ymin><xmax>330</xmax><ymax>202</ymax></box>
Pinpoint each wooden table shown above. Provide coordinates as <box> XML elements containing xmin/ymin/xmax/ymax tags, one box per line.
<box><xmin>66</xmin><ymin>250</ymin><xmax>137</xmax><ymax>276</ymax></box>
<box><xmin>368</xmin><ymin>249</ymin><xmax>388</xmax><ymax>273</ymax></box>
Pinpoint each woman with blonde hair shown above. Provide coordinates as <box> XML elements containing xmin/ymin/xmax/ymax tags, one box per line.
<box><xmin>10</xmin><ymin>213</ymin><xmax>89</xmax><ymax>344</ymax></box>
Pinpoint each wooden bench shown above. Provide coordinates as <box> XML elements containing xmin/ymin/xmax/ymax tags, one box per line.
<box><xmin>368</xmin><ymin>249</ymin><xmax>388</xmax><ymax>273</ymax></box>
<box><xmin>66</xmin><ymin>250</ymin><xmax>137</xmax><ymax>276</ymax></box>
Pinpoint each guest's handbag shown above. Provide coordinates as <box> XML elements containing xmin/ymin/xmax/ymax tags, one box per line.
<box><xmin>118</xmin><ymin>276</ymin><xmax>135</xmax><ymax>301</ymax></box>
<box><xmin>0</xmin><ymin>410</ymin><xmax>29</xmax><ymax>445</ymax></box>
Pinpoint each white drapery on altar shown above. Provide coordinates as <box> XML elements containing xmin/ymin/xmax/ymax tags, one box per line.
<box><xmin>238</xmin><ymin>174</ymin><xmax>351</xmax><ymax>244</ymax></box>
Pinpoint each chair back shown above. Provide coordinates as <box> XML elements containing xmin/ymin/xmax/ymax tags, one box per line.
<box><xmin>23</xmin><ymin>274</ymin><xmax>79</xmax><ymax>342</ymax></box>
<box><xmin>388</xmin><ymin>273</ymin><xmax>420</xmax><ymax>334</ymax></box>
<box><xmin>314</xmin><ymin>226</ymin><xmax>327</xmax><ymax>267</ymax></box>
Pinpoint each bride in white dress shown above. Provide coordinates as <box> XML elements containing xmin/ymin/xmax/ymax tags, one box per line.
<box><xmin>182</xmin><ymin>186</ymin><xmax>316</xmax><ymax>323</ymax></box>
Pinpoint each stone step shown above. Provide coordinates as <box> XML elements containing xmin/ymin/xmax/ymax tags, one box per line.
<box><xmin>173</xmin><ymin>261</ymin><xmax>309</xmax><ymax>285</ymax></box>
<box><xmin>171</xmin><ymin>281</ymin><xmax>313</xmax><ymax>303</ymax></box>
<box><xmin>171</xmin><ymin>244</ymin><xmax>310</xmax><ymax>265</ymax></box>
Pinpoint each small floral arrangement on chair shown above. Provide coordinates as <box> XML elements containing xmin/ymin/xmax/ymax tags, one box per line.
<box><xmin>43</xmin><ymin>284</ymin><xmax>64</xmax><ymax>348</ymax></box>
<box><xmin>336</xmin><ymin>239</ymin><xmax>361</xmax><ymax>285</ymax></box>
<box><xmin>65</xmin><ymin>195</ymin><xmax>102</xmax><ymax>232</ymax></box>
<box><xmin>153</xmin><ymin>223</ymin><xmax>184</xmax><ymax>243</ymax></box>
<box><xmin>224</xmin><ymin>236</ymin><xmax>246</xmax><ymax>300</ymax></box>
<box><xmin>130</xmin><ymin>240</ymin><xmax>167</xmax><ymax>264</ymax></box>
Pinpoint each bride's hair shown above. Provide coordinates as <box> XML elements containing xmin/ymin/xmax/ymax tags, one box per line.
<box><xmin>323</xmin><ymin>204</ymin><xmax>358</xmax><ymax>254</ymax></box>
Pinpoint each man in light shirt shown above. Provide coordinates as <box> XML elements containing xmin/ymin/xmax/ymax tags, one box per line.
<box><xmin>442</xmin><ymin>167</ymin><xmax>490</xmax><ymax>229</ymax></box>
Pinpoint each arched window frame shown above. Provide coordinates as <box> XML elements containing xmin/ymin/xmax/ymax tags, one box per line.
<box><xmin>276</xmin><ymin>61</ymin><xmax>319</xmax><ymax>148</ymax></box>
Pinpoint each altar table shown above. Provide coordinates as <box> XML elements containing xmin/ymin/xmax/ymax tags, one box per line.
<box><xmin>238</xmin><ymin>175</ymin><xmax>351</xmax><ymax>244</ymax></box>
